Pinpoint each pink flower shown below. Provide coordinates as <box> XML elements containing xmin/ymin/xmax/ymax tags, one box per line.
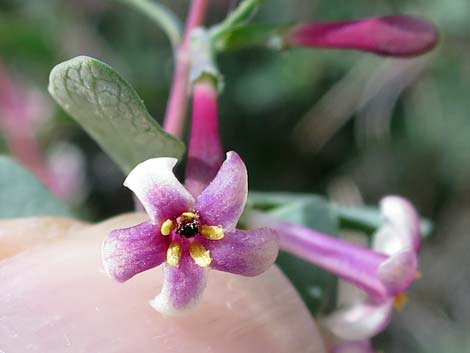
<box><xmin>250</xmin><ymin>199</ymin><xmax>419</xmax><ymax>302</ymax></box>
<box><xmin>321</xmin><ymin>196</ymin><xmax>421</xmax><ymax>343</ymax></box>
<box><xmin>248</xmin><ymin>195</ymin><xmax>421</xmax><ymax>333</ymax></box>
<box><xmin>102</xmin><ymin>151</ymin><xmax>279</xmax><ymax>314</ymax></box>
<box><xmin>286</xmin><ymin>16</ymin><xmax>438</xmax><ymax>57</ymax></box>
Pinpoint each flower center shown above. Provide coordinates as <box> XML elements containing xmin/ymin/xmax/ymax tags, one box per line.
<box><xmin>177</xmin><ymin>219</ymin><xmax>200</xmax><ymax>237</ymax></box>
<box><xmin>160</xmin><ymin>212</ymin><xmax>225</xmax><ymax>241</ymax></box>
<box><xmin>160</xmin><ymin>211</ymin><xmax>226</xmax><ymax>268</ymax></box>
<box><xmin>176</xmin><ymin>212</ymin><xmax>200</xmax><ymax>238</ymax></box>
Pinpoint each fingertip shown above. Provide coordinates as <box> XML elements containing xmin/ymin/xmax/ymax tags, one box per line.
<box><xmin>1</xmin><ymin>213</ymin><xmax>326</xmax><ymax>353</ymax></box>
<box><xmin>0</xmin><ymin>217</ymin><xmax>85</xmax><ymax>260</ymax></box>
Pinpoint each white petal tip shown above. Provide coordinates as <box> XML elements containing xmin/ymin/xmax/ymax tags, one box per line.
<box><xmin>123</xmin><ymin>157</ymin><xmax>179</xmax><ymax>189</ymax></box>
<box><xmin>378</xmin><ymin>248</ymin><xmax>418</xmax><ymax>295</ymax></box>
<box><xmin>321</xmin><ymin>300</ymin><xmax>393</xmax><ymax>341</ymax></box>
<box><xmin>149</xmin><ymin>297</ymin><xmax>197</xmax><ymax>316</ymax></box>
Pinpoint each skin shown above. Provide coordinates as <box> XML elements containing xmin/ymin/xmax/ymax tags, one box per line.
<box><xmin>0</xmin><ymin>213</ymin><xmax>326</xmax><ymax>353</ymax></box>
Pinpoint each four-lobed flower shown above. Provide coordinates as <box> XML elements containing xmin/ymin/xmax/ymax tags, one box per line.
<box><xmin>102</xmin><ymin>151</ymin><xmax>279</xmax><ymax>314</ymax></box>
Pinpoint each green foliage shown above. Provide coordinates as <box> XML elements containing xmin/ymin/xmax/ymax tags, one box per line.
<box><xmin>0</xmin><ymin>14</ymin><xmax>55</xmax><ymax>68</ymax></box>
<box><xmin>48</xmin><ymin>56</ymin><xmax>185</xmax><ymax>174</ymax></box>
<box><xmin>0</xmin><ymin>157</ymin><xmax>71</xmax><ymax>218</ymax></box>
<box><xmin>213</xmin><ymin>24</ymin><xmax>286</xmax><ymax>52</ymax></box>
<box><xmin>114</xmin><ymin>0</ymin><xmax>182</xmax><ymax>48</ymax></box>
<box><xmin>334</xmin><ymin>204</ymin><xmax>433</xmax><ymax>236</ymax></box>
<box><xmin>211</xmin><ymin>0</ymin><xmax>263</xmax><ymax>43</ymax></box>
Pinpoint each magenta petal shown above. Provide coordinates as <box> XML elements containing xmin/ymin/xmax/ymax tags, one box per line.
<box><xmin>150</xmin><ymin>255</ymin><xmax>207</xmax><ymax>315</ymax></box>
<box><xmin>124</xmin><ymin>158</ymin><xmax>195</xmax><ymax>224</ymax></box>
<box><xmin>102</xmin><ymin>221</ymin><xmax>167</xmax><ymax>282</ymax></box>
<box><xmin>202</xmin><ymin>228</ymin><xmax>279</xmax><ymax>276</ymax></box>
<box><xmin>287</xmin><ymin>16</ymin><xmax>438</xmax><ymax>57</ymax></box>
<box><xmin>196</xmin><ymin>151</ymin><xmax>248</xmax><ymax>230</ymax></box>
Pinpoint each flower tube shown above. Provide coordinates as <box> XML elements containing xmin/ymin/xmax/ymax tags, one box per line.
<box><xmin>285</xmin><ymin>16</ymin><xmax>438</xmax><ymax>57</ymax></box>
<box><xmin>185</xmin><ymin>80</ymin><xmax>224</xmax><ymax>197</ymax></box>
<box><xmin>247</xmin><ymin>197</ymin><xmax>420</xmax><ymax>302</ymax></box>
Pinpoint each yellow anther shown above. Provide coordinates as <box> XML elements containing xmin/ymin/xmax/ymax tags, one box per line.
<box><xmin>166</xmin><ymin>242</ymin><xmax>182</xmax><ymax>267</ymax></box>
<box><xmin>415</xmin><ymin>271</ymin><xmax>423</xmax><ymax>280</ymax></box>
<box><xmin>160</xmin><ymin>219</ymin><xmax>176</xmax><ymax>236</ymax></box>
<box><xmin>200</xmin><ymin>225</ymin><xmax>225</xmax><ymax>240</ymax></box>
<box><xmin>189</xmin><ymin>242</ymin><xmax>212</xmax><ymax>267</ymax></box>
<box><xmin>393</xmin><ymin>293</ymin><xmax>408</xmax><ymax>311</ymax></box>
<box><xmin>181</xmin><ymin>212</ymin><xmax>198</xmax><ymax>220</ymax></box>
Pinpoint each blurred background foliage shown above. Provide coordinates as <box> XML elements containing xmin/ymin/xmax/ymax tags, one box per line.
<box><xmin>0</xmin><ymin>0</ymin><xmax>469</xmax><ymax>352</ymax></box>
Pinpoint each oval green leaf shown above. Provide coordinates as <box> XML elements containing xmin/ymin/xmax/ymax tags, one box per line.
<box><xmin>48</xmin><ymin>56</ymin><xmax>185</xmax><ymax>173</ymax></box>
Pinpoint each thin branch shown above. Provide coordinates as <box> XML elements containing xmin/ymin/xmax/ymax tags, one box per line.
<box><xmin>163</xmin><ymin>0</ymin><xmax>208</xmax><ymax>137</ymax></box>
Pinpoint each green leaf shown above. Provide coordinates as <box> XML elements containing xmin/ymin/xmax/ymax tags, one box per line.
<box><xmin>213</xmin><ymin>24</ymin><xmax>286</xmax><ymax>52</ymax></box>
<box><xmin>247</xmin><ymin>192</ymin><xmax>338</xmax><ymax>315</ymax></box>
<box><xmin>210</xmin><ymin>0</ymin><xmax>263</xmax><ymax>44</ymax></box>
<box><xmin>0</xmin><ymin>157</ymin><xmax>72</xmax><ymax>218</ymax></box>
<box><xmin>334</xmin><ymin>204</ymin><xmax>433</xmax><ymax>237</ymax></box>
<box><xmin>48</xmin><ymin>56</ymin><xmax>185</xmax><ymax>174</ymax></box>
<box><xmin>247</xmin><ymin>191</ymin><xmax>319</xmax><ymax>210</ymax></box>
<box><xmin>0</xmin><ymin>14</ymin><xmax>55</xmax><ymax>65</ymax></box>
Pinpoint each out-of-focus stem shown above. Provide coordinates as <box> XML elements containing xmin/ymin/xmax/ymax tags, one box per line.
<box><xmin>116</xmin><ymin>0</ymin><xmax>183</xmax><ymax>48</ymax></box>
<box><xmin>163</xmin><ymin>0</ymin><xmax>208</xmax><ymax>137</ymax></box>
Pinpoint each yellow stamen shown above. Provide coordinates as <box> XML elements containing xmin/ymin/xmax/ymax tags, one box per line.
<box><xmin>160</xmin><ymin>219</ymin><xmax>176</xmax><ymax>236</ymax></box>
<box><xmin>394</xmin><ymin>293</ymin><xmax>408</xmax><ymax>311</ymax></box>
<box><xmin>200</xmin><ymin>225</ymin><xmax>225</xmax><ymax>240</ymax></box>
<box><xmin>181</xmin><ymin>212</ymin><xmax>198</xmax><ymax>220</ymax></box>
<box><xmin>415</xmin><ymin>271</ymin><xmax>423</xmax><ymax>280</ymax></box>
<box><xmin>189</xmin><ymin>242</ymin><xmax>212</xmax><ymax>267</ymax></box>
<box><xmin>166</xmin><ymin>242</ymin><xmax>182</xmax><ymax>267</ymax></box>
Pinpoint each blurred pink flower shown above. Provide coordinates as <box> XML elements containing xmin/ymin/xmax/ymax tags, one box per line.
<box><xmin>322</xmin><ymin>197</ymin><xmax>421</xmax><ymax>350</ymax></box>
<box><xmin>286</xmin><ymin>16</ymin><xmax>438</xmax><ymax>57</ymax></box>
<box><xmin>0</xmin><ymin>61</ymin><xmax>86</xmax><ymax>202</ymax></box>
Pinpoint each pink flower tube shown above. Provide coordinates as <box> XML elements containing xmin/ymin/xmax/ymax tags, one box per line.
<box><xmin>185</xmin><ymin>80</ymin><xmax>224</xmax><ymax>197</ymax></box>
<box><xmin>248</xmin><ymin>196</ymin><xmax>420</xmax><ymax>302</ymax></box>
<box><xmin>286</xmin><ymin>16</ymin><xmax>438</xmax><ymax>57</ymax></box>
<box><xmin>248</xmin><ymin>196</ymin><xmax>421</xmax><ymax>348</ymax></box>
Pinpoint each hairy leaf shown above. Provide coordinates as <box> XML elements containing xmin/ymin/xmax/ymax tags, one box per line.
<box><xmin>49</xmin><ymin>56</ymin><xmax>185</xmax><ymax>173</ymax></box>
